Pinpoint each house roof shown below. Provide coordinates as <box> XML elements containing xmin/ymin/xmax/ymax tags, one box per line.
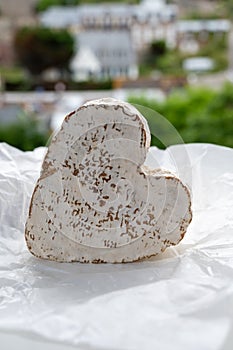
<box><xmin>40</xmin><ymin>6</ymin><xmax>78</xmax><ymax>28</ymax></box>
<box><xmin>183</xmin><ymin>57</ymin><xmax>214</xmax><ymax>71</ymax></box>
<box><xmin>40</xmin><ymin>2</ymin><xmax>177</xmax><ymax>28</ymax></box>
<box><xmin>78</xmin><ymin>3</ymin><xmax>133</xmax><ymax>17</ymax></box>
<box><xmin>177</xmin><ymin>20</ymin><xmax>231</xmax><ymax>33</ymax></box>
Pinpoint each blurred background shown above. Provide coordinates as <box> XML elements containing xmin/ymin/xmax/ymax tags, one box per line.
<box><xmin>0</xmin><ymin>0</ymin><xmax>232</xmax><ymax>150</ymax></box>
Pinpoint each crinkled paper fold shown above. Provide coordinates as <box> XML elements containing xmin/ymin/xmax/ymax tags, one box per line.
<box><xmin>0</xmin><ymin>142</ymin><xmax>233</xmax><ymax>350</ymax></box>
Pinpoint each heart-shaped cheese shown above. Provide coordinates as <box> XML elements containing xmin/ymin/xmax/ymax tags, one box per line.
<box><xmin>25</xmin><ymin>98</ymin><xmax>192</xmax><ymax>263</ymax></box>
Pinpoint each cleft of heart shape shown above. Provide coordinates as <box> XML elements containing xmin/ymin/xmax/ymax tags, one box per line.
<box><xmin>25</xmin><ymin>98</ymin><xmax>192</xmax><ymax>263</ymax></box>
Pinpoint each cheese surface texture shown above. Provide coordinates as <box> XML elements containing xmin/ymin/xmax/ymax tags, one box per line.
<box><xmin>25</xmin><ymin>98</ymin><xmax>192</xmax><ymax>263</ymax></box>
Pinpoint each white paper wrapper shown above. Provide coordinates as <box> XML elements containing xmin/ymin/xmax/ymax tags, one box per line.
<box><xmin>0</xmin><ymin>142</ymin><xmax>233</xmax><ymax>350</ymax></box>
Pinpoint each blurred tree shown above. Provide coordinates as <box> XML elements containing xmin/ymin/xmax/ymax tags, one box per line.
<box><xmin>128</xmin><ymin>84</ymin><xmax>233</xmax><ymax>149</ymax></box>
<box><xmin>223</xmin><ymin>0</ymin><xmax>233</xmax><ymax>15</ymax></box>
<box><xmin>184</xmin><ymin>83</ymin><xmax>233</xmax><ymax>147</ymax></box>
<box><xmin>35</xmin><ymin>0</ymin><xmax>80</xmax><ymax>12</ymax></box>
<box><xmin>35</xmin><ymin>0</ymin><xmax>139</xmax><ymax>10</ymax></box>
<box><xmin>0</xmin><ymin>113</ymin><xmax>51</xmax><ymax>151</ymax></box>
<box><xmin>145</xmin><ymin>40</ymin><xmax>167</xmax><ymax>66</ymax></box>
<box><xmin>140</xmin><ymin>39</ymin><xmax>178</xmax><ymax>75</ymax></box>
<box><xmin>14</xmin><ymin>26</ymin><xmax>75</xmax><ymax>77</ymax></box>
<box><xmin>150</xmin><ymin>40</ymin><xmax>167</xmax><ymax>57</ymax></box>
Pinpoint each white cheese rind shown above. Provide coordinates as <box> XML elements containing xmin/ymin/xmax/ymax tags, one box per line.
<box><xmin>25</xmin><ymin>98</ymin><xmax>192</xmax><ymax>263</ymax></box>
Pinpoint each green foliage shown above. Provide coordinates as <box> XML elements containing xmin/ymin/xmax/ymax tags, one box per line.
<box><xmin>0</xmin><ymin>66</ymin><xmax>31</xmax><ymax>91</ymax></box>
<box><xmin>198</xmin><ymin>32</ymin><xmax>228</xmax><ymax>71</ymax></box>
<box><xmin>0</xmin><ymin>113</ymin><xmax>51</xmax><ymax>151</ymax></box>
<box><xmin>183</xmin><ymin>10</ymin><xmax>226</xmax><ymax>20</ymax></box>
<box><xmin>140</xmin><ymin>31</ymin><xmax>228</xmax><ymax>77</ymax></box>
<box><xmin>35</xmin><ymin>0</ymin><xmax>139</xmax><ymax>11</ymax></box>
<box><xmin>14</xmin><ymin>26</ymin><xmax>74</xmax><ymax>76</ymax></box>
<box><xmin>222</xmin><ymin>0</ymin><xmax>233</xmax><ymax>17</ymax></box>
<box><xmin>142</xmin><ymin>40</ymin><xmax>170</xmax><ymax>73</ymax></box>
<box><xmin>68</xmin><ymin>79</ymin><xmax>112</xmax><ymax>90</ymax></box>
<box><xmin>128</xmin><ymin>83</ymin><xmax>233</xmax><ymax>149</ymax></box>
<box><xmin>35</xmin><ymin>0</ymin><xmax>80</xmax><ymax>12</ymax></box>
<box><xmin>157</xmin><ymin>50</ymin><xmax>184</xmax><ymax>75</ymax></box>
<box><xmin>0</xmin><ymin>66</ymin><xmax>26</xmax><ymax>84</ymax></box>
<box><xmin>140</xmin><ymin>45</ymin><xmax>186</xmax><ymax>77</ymax></box>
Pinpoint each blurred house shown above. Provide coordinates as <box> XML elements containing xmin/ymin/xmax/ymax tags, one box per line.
<box><xmin>132</xmin><ymin>0</ymin><xmax>178</xmax><ymax>50</ymax></box>
<box><xmin>177</xmin><ymin>19</ymin><xmax>231</xmax><ymax>54</ymax></box>
<box><xmin>183</xmin><ymin>57</ymin><xmax>215</xmax><ymax>72</ymax></box>
<box><xmin>177</xmin><ymin>19</ymin><xmax>231</xmax><ymax>34</ymax></box>
<box><xmin>70</xmin><ymin>30</ymin><xmax>138</xmax><ymax>81</ymax></box>
<box><xmin>172</xmin><ymin>0</ymin><xmax>220</xmax><ymax>16</ymax></box>
<box><xmin>40</xmin><ymin>0</ymin><xmax>178</xmax><ymax>51</ymax></box>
